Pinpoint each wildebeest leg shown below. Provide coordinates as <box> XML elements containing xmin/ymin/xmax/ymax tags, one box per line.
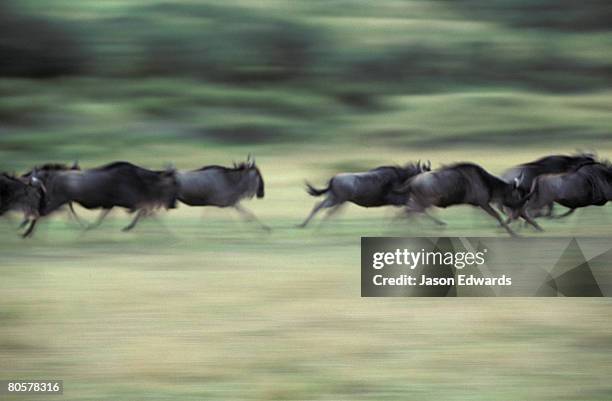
<box><xmin>404</xmin><ymin>197</ymin><xmax>441</xmax><ymax>225</ymax></box>
<box><xmin>501</xmin><ymin>205</ymin><xmax>522</xmax><ymax>226</ymax></box>
<box><xmin>422</xmin><ymin>211</ymin><xmax>446</xmax><ymax>226</ymax></box>
<box><xmin>540</xmin><ymin>203</ymin><xmax>555</xmax><ymax>218</ymax></box>
<box><xmin>298</xmin><ymin>197</ymin><xmax>336</xmax><ymax>228</ymax></box>
<box><xmin>234</xmin><ymin>204</ymin><xmax>271</xmax><ymax>232</ymax></box>
<box><xmin>21</xmin><ymin>218</ymin><xmax>38</xmax><ymax>238</ymax></box>
<box><xmin>520</xmin><ymin>210</ymin><xmax>544</xmax><ymax>232</ymax></box>
<box><xmin>319</xmin><ymin>203</ymin><xmax>346</xmax><ymax>226</ymax></box>
<box><xmin>87</xmin><ymin>208</ymin><xmax>112</xmax><ymax>230</ymax></box>
<box><xmin>122</xmin><ymin>209</ymin><xmax>146</xmax><ymax>232</ymax></box>
<box><xmin>552</xmin><ymin>208</ymin><xmax>576</xmax><ymax>219</ymax></box>
<box><xmin>68</xmin><ymin>203</ymin><xmax>85</xmax><ymax>227</ymax></box>
<box><xmin>500</xmin><ymin>205</ymin><xmax>515</xmax><ymax>226</ymax></box>
<box><xmin>480</xmin><ymin>204</ymin><xmax>518</xmax><ymax>237</ymax></box>
<box><xmin>18</xmin><ymin>218</ymin><xmax>30</xmax><ymax>229</ymax></box>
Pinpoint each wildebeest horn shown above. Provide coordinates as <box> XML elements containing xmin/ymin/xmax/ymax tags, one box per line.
<box><xmin>30</xmin><ymin>176</ymin><xmax>47</xmax><ymax>194</ymax></box>
<box><xmin>514</xmin><ymin>174</ymin><xmax>524</xmax><ymax>189</ymax></box>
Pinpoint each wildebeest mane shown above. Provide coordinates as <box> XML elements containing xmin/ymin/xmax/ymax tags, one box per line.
<box><xmin>593</xmin><ymin>157</ymin><xmax>612</xmax><ymax>169</ymax></box>
<box><xmin>368</xmin><ymin>165</ymin><xmax>404</xmax><ymax>176</ymax></box>
<box><xmin>94</xmin><ymin>161</ymin><xmax>173</xmax><ymax>179</ymax></box>
<box><xmin>442</xmin><ymin>162</ymin><xmax>508</xmax><ymax>189</ymax></box>
<box><xmin>35</xmin><ymin>163</ymin><xmax>72</xmax><ymax>171</ymax></box>
<box><xmin>22</xmin><ymin>163</ymin><xmax>74</xmax><ymax>177</ymax></box>
<box><xmin>190</xmin><ymin>163</ymin><xmax>260</xmax><ymax>189</ymax></box>
<box><xmin>369</xmin><ymin>162</ymin><xmax>425</xmax><ymax>182</ymax></box>
<box><xmin>519</xmin><ymin>153</ymin><xmax>595</xmax><ymax>169</ymax></box>
<box><xmin>1</xmin><ymin>172</ymin><xmax>17</xmax><ymax>179</ymax></box>
<box><xmin>94</xmin><ymin>161</ymin><xmax>139</xmax><ymax>171</ymax></box>
<box><xmin>193</xmin><ymin>162</ymin><xmax>252</xmax><ymax>173</ymax></box>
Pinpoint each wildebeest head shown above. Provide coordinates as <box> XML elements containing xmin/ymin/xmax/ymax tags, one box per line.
<box><xmin>390</xmin><ymin>160</ymin><xmax>431</xmax><ymax>193</ymax></box>
<box><xmin>159</xmin><ymin>165</ymin><xmax>179</xmax><ymax>209</ymax></box>
<box><xmin>501</xmin><ymin>173</ymin><xmax>529</xmax><ymax>216</ymax></box>
<box><xmin>254</xmin><ymin>167</ymin><xmax>265</xmax><ymax>198</ymax></box>
<box><xmin>0</xmin><ymin>172</ymin><xmax>44</xmax><ymax>216</ymax></box>
<box><xmin>245</xmin><ymin>155</ymin><xmax>265</xmax><ymax>198</ymax></box>
<box><xmin>410</xmin><ymin>160</ymin><xmax>431</xmax><ymax>174</ymax></box>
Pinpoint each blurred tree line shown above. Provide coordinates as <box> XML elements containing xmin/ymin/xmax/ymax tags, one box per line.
<box><xmin>1</xmin><ymin>0</ymin><xmax>611</xmax><ymax>92</ymax></box>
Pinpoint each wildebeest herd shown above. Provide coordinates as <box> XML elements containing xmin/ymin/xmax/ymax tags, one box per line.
<box><xmin>300</xmin><ymin>152</ymin><xmax>610</xmax><ymax>237</ymax></box>
<box><xmin>1</xmin><ymin>155</ymin><xmax>264</xmax><ymax>237</ymax></box>
<box><xmin>0</xmin><ymin>153</ymin><xmax>610</xmax><ymax>238</ymax></box>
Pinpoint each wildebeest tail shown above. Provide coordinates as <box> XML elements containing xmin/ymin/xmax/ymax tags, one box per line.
<box><xmin>305</xmin><ymin>181</ymin><xmax>330</xmax><ymax>197</ymax></box>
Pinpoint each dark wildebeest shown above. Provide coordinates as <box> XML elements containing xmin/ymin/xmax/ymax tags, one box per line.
<box><xmin>520</xmin><ymin>161</ymin><xmax>612</xmax><ymax>229</ymax></box>
<box><xmin>176</xmin><ymin>156</ymin><xmax>268</xmax><ymax>230</ymax></box>
<box><xmin>0</xmin><ymin>173</ymin><xmax>44</xmax><ymax>228</ymax></box>
<box><xmin>21</xmin><ymin>163</ymin><xmax>83</xmax><ymax>229</ymax></box>
<box><xmin>298</xmin><ymin>161</ymin><xmax>431</xmax><ymax>228</ymax></box>
<box><xmin>25</xmin><ymin>161</ymin><xmax>178</xmax><ymax>237</ymax></box>
<box><xmin>501</xmin><ymin>153</ymin><xmax>596</xmax><ymax>219</ymax></box>
<box><xmin>394</xmin><ymin>163</ymin><xmax>530</xmax><ymax>237</ymax></box>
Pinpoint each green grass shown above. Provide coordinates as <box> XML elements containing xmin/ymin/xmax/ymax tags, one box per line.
<box><xmin>1</xmin><ymin>220</ymin><xmax>612</xmax><ymax>400</ymax></box>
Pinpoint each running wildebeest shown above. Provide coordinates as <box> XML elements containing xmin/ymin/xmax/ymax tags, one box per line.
<box><xmin>520</xmin><ymin>161</ymin><xmax>612</xmax><ymax>229</ymax></box>
<box><xmin>21</xmin><ymin>163</ymin><xmax>83</xmax><ymax>230</ymax></box>
<box><xmin>394</xmin><ymin>162</ymin><xmax>531</xmax><ymax>237</ymax></box>
<box><xmin>298</xmin><ymin>161</ymin><xmax>432</xmax><ymax>228</ymax></box>
<box><xmin>0</xmin><ymin>173</ymin><xmax>44</xmax><ymax>227</ymax></box>
<box><xmin>25</xmin><ymin>161</ymin><xmax>178</xmax><ymax>237</ymax></box>
<box><xmin>176</xmin><ymin>155</ymin><xmax>269</xmax><ymax>230</ymax></box>
<box><xmin>501</xmin><ymin>153</ymin><xmax>596</xmax><ymax>219</ymax></box>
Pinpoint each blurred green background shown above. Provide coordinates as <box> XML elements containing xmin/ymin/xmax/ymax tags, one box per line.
<box><xmin>1</xmin><ymin>1</ymin><xmax>612</xmax><ymax>400</ymax></box>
